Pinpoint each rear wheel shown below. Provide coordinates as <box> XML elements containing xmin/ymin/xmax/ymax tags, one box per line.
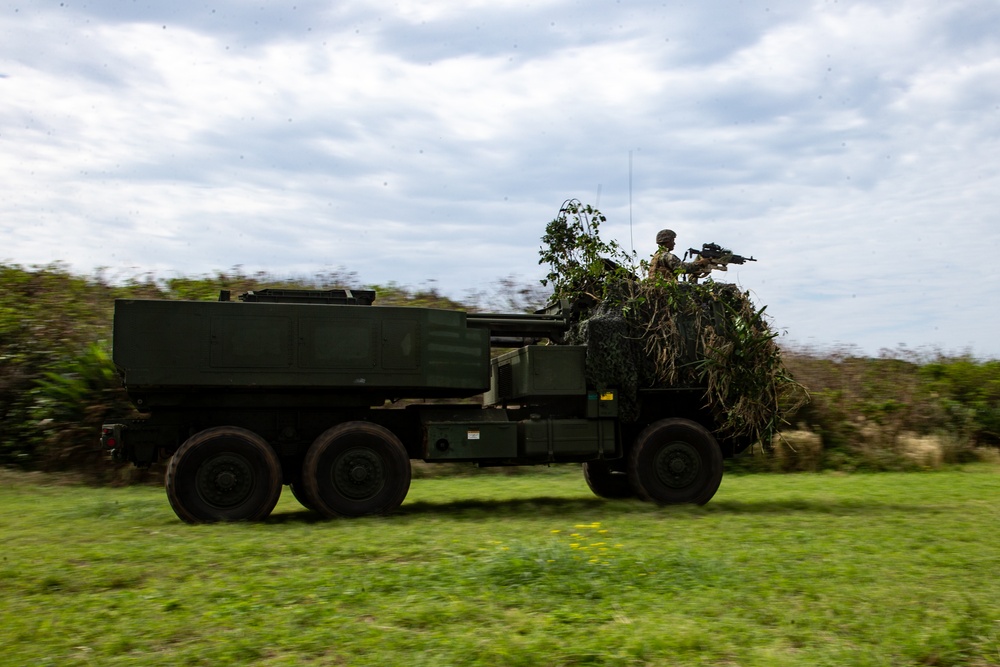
<box><xmin>582</xmin><ymin>460</ymin><xmax>635</xmax><ymax>499</ymax></box>
<box><xmin>302</xmin><ymin>422</ymin><xmax>411</xmax><ymax>518</ymax></box>
<box><xmin>165</xmin><ymin>426</ymin><xmax>282</xmax><ymax>523</ymax></box>
<box><xmin>628</xmin><ymin>418</ymin><xmax>723</xmax><ymax>506</ymax></box>
<box><xmin>289</xmin><ymin>480</ymin><xmax>319</xmax><ymax>512</ymax></box>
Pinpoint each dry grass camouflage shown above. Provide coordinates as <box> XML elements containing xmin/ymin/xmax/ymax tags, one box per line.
<box><xmin>540</xmin><ymin>200</ymin><xmax>806</xmax><ymax>447</ymax></box>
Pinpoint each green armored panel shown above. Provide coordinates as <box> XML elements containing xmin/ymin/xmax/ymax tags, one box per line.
<box><xmin>113</xmin><ymin>299</ymin><xmax>489</xmax><ymax>400</ymax></box>
<box><xmin>424</xmin><ymin>422</ymin><xmax>518</xmax><ymax>460</ymax></box>
<box><xmin>484</xmin><ymin>345</ymin><xmax>586</xmax><ymax>404</ymax></box>
<box><xmin>518</xmin><ymin>418</ymin><xmax>615</xmax><ymax>458</ymax></box>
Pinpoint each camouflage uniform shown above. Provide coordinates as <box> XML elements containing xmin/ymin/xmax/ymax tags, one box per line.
<box><xmin>648</xmin><ymin>229</ymin><xmax>701</xmax><ymax>281</ymax></box>
<box><xmin>648</xmin><ymin>249</ymin><xmax>686</xmax><ymax>280</ymax></box>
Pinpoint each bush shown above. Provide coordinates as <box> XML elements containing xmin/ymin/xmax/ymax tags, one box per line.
<box><xmin>31</xmin><ymin>342</ymin><xmax>139</xmax><ymax>477</ymax></box>
<box><xmin>0</xmin><ymin>264</ymin><xmax>115</xmax><ymax>466</ymax></box>
<box><xmin>779</xmin><ymin>347</ymin><xmax>999</xmax><ymax>470</ymax></box>
<box><xmin>771</xmin><ymin>430</ymin><xmax>824</xmax><ymax>472</ymax></box>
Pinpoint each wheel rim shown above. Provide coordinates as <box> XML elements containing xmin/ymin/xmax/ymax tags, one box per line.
<box><xmin>194</xmin><ymin>453</ymin><xmax>255</xmax><ymax>509</ymax></box>
<box><xmin>653</xmin><ymin>440</ymin><xmax>701</xmax><ymax>489</ymax></box>
<box><xmin>331</xmin><ymin>447</ymin><xmax>385</xmax><ymax>500</ymax></box>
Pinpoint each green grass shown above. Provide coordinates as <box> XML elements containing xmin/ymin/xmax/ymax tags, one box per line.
<box><xmin>1</xmin><ymin>466</ymin><xmax>999</xmax><ymax>666</ymax></box>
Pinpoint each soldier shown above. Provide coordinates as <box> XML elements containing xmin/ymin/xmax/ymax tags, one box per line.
<box><xmin>647</xmin><ymin>229</ymin><xmax>707</xmax><ymax>281</ymax></box>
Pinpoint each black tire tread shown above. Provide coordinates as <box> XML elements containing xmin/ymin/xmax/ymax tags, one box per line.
<box><xmin>628</xmin><ymin>418</ymin><xmax>723</xmax><ymax>506</ymax></box>
<box><xmin>165</xmin><ymin>426</ymin><xmax>282</xmax><ymax>524</ymax></box>
<box><xmin>302</xmin><ymin>421</ymin><xmax>411</xmax><ymax>519</ymax></box>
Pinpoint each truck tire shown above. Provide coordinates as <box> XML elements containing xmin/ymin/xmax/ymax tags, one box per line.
<box><xmin>288</xmin><ymin>481</ymin><xmax>319</xmax><ymax>512</ymax></box>
<box><xmin>303</xmin><ymin>422</ymin><xmax>411</xmax><ymax>518</ymax></box>
<box><xmin>165</xmin><ymin>426</ymin><xmax>283</xmax><ymax>523</ymax></box>
<box><xmin>582</xmin><ymin>461</ymin><xmax>635</xmax><ymax>499</ymax></box>
<box><xmin>628</xmin><ymin>418</ymin><xmax>723</xmax><ymax>506</ymax></box>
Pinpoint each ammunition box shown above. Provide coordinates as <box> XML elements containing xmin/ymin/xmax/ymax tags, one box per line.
<box><xmin>484</xmin><ymin>345</ymin><xmax>586</xmax><ymax>404</ymax></box>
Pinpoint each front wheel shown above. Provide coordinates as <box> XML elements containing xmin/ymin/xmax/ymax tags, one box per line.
<box><xmin>165</xmin><ymin>426</ymin><xmax>283</xmax><ymax>523</ymax></box>
<box><xmin>583</xmin><ymin>460</ymin><xmax>635</xmax><ymax>499</ymax></box>
<box><xmin>628</xmin><ymin>418</ymin><xmax>723</xmax><ymax>506</ymax></box>
<box><xmin>302</xmin><ymin>422</ymin><xmax>411</xmax><ymax>518</ymax></box>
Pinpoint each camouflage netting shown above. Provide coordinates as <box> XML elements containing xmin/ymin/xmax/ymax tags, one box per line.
<box><xmin>541</xmin><ymin>200</ymin><xmax>807</xmax><ymax>447</ymax></box>
<box><xmin>564</xmin><ymin>303</ymin><xmax>643</xmax><ymax>421</ymax></box>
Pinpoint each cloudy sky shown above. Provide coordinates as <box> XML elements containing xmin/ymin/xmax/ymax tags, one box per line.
<box><xmin>2</xmin><ymin>0</ymin><xmax>999</xmax><ymax>357</ymax></box>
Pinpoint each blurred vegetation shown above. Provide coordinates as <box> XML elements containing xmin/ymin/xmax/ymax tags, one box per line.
<box><xmin>1</xmin><ymin>262</ymin><xmax>998</xmax><ymax>480</ymax></box>
<box><xmin>755</xmin><ymin>347</ymin><xmax>1000</xmax><ymax>472</ymax></box>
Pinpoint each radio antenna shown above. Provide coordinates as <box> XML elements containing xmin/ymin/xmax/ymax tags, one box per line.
<box><xmin>629</xmin><ymin>150</ymin><xmax>635</xmax><ymax>258</ymax></box>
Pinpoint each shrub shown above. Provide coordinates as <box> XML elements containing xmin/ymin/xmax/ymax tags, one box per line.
<box><xmin>771</xmin><ymin>429</ymin><xmax>824</xmax><ymax>472</ymax></box>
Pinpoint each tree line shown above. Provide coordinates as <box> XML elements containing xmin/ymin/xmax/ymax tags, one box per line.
<box><xmin>1</xmin><ymin>263</ymin><xmax>997</xmax><ymax>480</ymax></box>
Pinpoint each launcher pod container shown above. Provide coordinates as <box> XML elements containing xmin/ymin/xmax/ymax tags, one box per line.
<box><xmin>103</xmin><ymin>289</ymin><xmax>746</xmax><ymax>523</ymax></box>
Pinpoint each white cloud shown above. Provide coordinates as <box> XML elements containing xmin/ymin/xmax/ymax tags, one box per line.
<box><xmin>1</xmin><ymin>0</ymin><xmax>999</xmax><ymax>357</ymax></box>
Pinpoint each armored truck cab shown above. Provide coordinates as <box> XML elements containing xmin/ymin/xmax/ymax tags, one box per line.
<box><xmin>103</xmin><ymin>289</ymin><xmax>728</xmax><ymax>523</ymax></box>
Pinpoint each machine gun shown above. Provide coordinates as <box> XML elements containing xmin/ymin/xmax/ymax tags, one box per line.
<box><xmin>684</xmin><ymin>242</ymin><xmax>757</xmax><ymax>281</ymax></box>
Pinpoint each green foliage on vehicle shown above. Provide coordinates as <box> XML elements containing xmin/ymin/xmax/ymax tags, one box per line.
<box><xmin>538</xmin><ymin>201</ymin><xmax>804</xmax><ymax>446</ymax></box>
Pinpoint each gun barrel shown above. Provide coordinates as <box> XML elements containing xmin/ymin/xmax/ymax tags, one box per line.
<box><xmin>466</xmin><ymin>311</ymin><xmax>569</xmax><ymax>346</ymax></box>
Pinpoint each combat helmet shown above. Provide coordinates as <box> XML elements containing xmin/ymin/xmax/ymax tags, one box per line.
<box><xmin>656</xmin><ymin>229</ymin><xmax>676</xmax><ymax>245</ymax></box>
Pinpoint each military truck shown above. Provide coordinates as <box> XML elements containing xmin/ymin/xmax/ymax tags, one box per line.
<box><xmin>102</xmin><ymin>288</ymin><xmax>749</xmax><ymax>523</ymax></box>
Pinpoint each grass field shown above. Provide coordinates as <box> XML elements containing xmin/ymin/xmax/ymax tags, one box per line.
<box><xmin>1</xmin><ymin>465</ymin><xmax>998</xmax><ymax>666</ymax></box>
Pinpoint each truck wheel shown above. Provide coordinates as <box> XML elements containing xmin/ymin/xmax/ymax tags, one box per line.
<box><xmin>628</xmin><ymin>418</ymin><xmax>723</xmax><ymax>506</ymax></box>
<box><xmin>303</xmin><ymin>422</ymin><xmax>411</xmax><ymax>518</ymax></box>
<box><xmin>288</xmin><ymin>481</ymin><xmax>319</xmax><ymax>512</ymax></box>
<box><xmin>583</xmin><ymin>461</ymin><xmax>635</xmax><ymax>499</ymax></box>
<box><xmin>166</xmin><ymin>426</ymin><xmax>283</xmax><ymax>523</ymax></box>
